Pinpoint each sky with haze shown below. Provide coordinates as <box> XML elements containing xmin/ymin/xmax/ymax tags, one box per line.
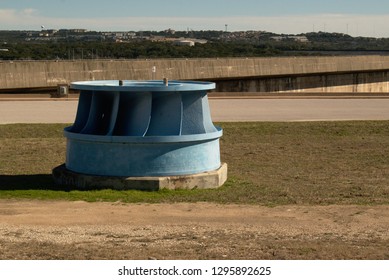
<box><xmin>1</xmin><ymin>0</ymin><xmax>389</xmax><ymax>37</ymax></box>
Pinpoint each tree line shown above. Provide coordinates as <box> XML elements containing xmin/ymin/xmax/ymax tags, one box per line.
<box><xmin>2</xmin><ymin>31</ymin><xmax>389</xmax><ymax>60</ymax></box>
<box><xmin>0</xmin><ymin>41</ymin><xmax>281</xmax><ymax>60</ymax></box>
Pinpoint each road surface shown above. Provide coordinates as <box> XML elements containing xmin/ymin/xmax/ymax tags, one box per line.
<box><xmin>1</xmin><ymin>98</ymin><xmax>389</xmax><ymax>124</ymax></box>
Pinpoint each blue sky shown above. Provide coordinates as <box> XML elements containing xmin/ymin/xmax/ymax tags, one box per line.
<box><xmin>1</xmin><ymin>0</ymin><xmax>389</xmax><ymax>37</ymax></box>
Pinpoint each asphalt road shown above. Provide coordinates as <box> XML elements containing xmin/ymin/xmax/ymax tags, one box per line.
<box><xmin>1</xmin><ymin>98</ymin><xmax>389</xmax><ymax>124</ymax></box>
<box><xmin>210</xmin><ymin>98</ymin><xmax>389</xmax><ymax>122</ymax></box>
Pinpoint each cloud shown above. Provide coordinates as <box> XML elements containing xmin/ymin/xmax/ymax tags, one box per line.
<box><xmin>1</xmin><ymin>9</ymin><xmax>389</xmax><ymax>38</ymax></box>
<box><xmin>254</xmin><ymin>14</ymin><xmax>389</xmax><ymax>37</ymax></box>
<box><xmin>21</xmin><ymin>8</ymin><xmax>38</xmax><ymax>16</ymax></box>
<box><xmin>85</xmin><ymin>14</ymin><xmax>389</xmax><ymax>37</ymax></box>
<box><xmin>0</xmin><ymin>9</ymin><xmax>16</xmax><ymax>20</ymax></box>
<box><xmin>0</xmin><ymin>8</ymin><xmax>40</xmax><ymax>29</ymax></box>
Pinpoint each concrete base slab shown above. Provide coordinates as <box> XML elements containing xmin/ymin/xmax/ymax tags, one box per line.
<box><xmin>52</xmin><ymin>163</ymin><xmax>227</xmax><ymax>191</ymax></box>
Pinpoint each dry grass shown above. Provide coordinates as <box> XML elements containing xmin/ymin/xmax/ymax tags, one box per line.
<box><xmin>1</xmin><ymin>122</ymin><xmax>389</xmax><ymax>205</ymax></box>
<box><xmin>220</xmin><ymin>122</ymin><xmax>389</xmax><ymax>205</ymax></box>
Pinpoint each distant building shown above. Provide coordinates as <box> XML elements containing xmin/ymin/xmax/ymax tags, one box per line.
<box><xmin>292</xmin><ymin>36</ymin><xmax>309</xmax><ymax>43</ymax></box>
<box><xmin>70</xmin><ymin>29</ymin><xmax>88</xmax><ymax>33</ymax></box>
<box><xmin>193</xmin><ymin>39</ymin><xmax>207</xmax><ymax>44</ymax></box>
<box><xmin>150</xmin><ymin>36</ymin><xmax>167</xmax><ymax>42</ymax></box>
<box><xmin>60</xmin><ymin>29</ymin><xmax>87</xmax><ymax>33</ymax></box>
<box><xmin>271</xmin><ymin>35</ymin><xmax>309</xmax><ymax>43</ymax></box>
<box><xmin>174</xmin><ymin>39</ymin><xmax>195</xmax><ymax>46</ymax></box>
<box><xmin>164</xmin><ymin>28</ymin><xmax>176</xmax><ymax>35</ymax></box>
<box><xmin>270</xmin><ymin>36</ymin><xmax>283</xmax><ymax>41</ymax></box>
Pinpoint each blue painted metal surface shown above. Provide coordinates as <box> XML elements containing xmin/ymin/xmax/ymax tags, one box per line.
<box><xmin>65</xmin><ymin>80</ymin><xmax>222</xmax><ymax>177</ymax></box>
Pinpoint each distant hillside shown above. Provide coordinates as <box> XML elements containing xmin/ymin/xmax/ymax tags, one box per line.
<box><xmin>1</xmin><ymin>30</ymin><xmax>389</xmax><ymax>60</ymax></box>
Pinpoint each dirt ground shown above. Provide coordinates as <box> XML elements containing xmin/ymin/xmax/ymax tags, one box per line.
<box><xmin>0</xmin><ymin>200</ymin><xmax>388</xmax><ymax>260</ymax></box>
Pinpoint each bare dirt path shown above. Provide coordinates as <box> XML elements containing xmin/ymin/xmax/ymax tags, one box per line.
<box><xmin>0</xmin><ymin>200</ymin><xmax>388</xmax><ymax>259</ymax></box>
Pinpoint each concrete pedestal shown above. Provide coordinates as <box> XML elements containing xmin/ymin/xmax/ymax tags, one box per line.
<box><xmin>52</xmin><ymin>163</ymin><xmax>227</xmax><ymax>191</ymax></box>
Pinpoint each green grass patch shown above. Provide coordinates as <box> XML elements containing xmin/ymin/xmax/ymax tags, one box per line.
<box><xmin>1</xmin><ymin>122</ymin><xmax>389</xmax><ymax>205</ymax></box>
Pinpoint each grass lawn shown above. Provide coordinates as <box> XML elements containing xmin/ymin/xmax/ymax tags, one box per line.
<box><xmin>1</xmin><ymin>122</ymin><xmax>389</xmax><ymax>205</ymax></box>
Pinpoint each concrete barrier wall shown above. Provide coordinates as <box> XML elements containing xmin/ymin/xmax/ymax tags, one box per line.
<box><xmin>215</xmin><ymin>71</ymin><xmax>389</xmax><ymax>93</ymax></box>
<box><xmin>1</xmin><ymin>56</ymin><xmax>389</xmax><ymax>91</ymax></box>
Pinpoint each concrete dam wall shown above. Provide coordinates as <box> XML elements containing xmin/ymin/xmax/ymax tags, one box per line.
<box><xmin>1</xmin><ymin>56</ymin><xmax>389</xmax><ymax>92</ymax></box>
<box><xmin>215</xmin><ymin>71</ymin><xmax>389</xmax><ymax>93</ymax></box>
